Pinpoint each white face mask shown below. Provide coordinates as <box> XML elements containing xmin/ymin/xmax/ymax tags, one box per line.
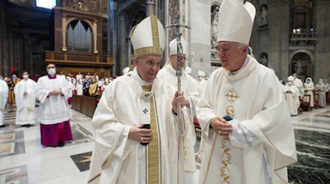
<box><xmin>23</xmin><ymin>75</ymin><xmax>29</xmax><ymax>79</ymax></box>
<box><xmin>48</xmin><ymin>68</ymin><xmax>56</xmax><ymax>76</ymax></box>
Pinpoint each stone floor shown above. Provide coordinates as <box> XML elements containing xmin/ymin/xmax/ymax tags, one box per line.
<box><xmin>0</xmin><ymin>106</ymin><xmax>329</xmax><ymax>184</ymax></box>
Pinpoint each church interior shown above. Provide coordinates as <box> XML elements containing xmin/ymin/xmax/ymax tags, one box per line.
<box><xmin>0</xmin><ymin>0</ymin><xmax>330</xmax><ymax>183</ymax></box>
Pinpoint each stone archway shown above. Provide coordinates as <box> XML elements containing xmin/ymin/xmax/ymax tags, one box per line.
<box><xmin>290</xmin><ymin>51</ymin><xmax>313</xmax><ymax>81</ymax></box>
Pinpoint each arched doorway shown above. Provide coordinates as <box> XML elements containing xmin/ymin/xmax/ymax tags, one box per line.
<box><xmin>290</xmin><ymin>52</ymin><xmax>313</xmax><ymax>81</ymax></box>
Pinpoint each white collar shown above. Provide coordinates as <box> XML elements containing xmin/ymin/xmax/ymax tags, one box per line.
<box><xmin>132</xmin><ymin>67</ymin><xmax>152</xmax><ymax>87</ymax></box>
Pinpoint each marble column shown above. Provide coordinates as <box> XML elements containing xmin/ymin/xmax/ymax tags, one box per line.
<box><xmin>109</xmin><ymin>0</ymin><xmax>118</xmax><ymax>76</ymax></box>
<box><xmin>119</xmin><ymin>13</ymin><xmax>127</xmax><ymax>75</ymax></box>
<box><xmin>146</xmin><ymin>0</ymin><xmax>156</xmax><ymax>16</ymax></box>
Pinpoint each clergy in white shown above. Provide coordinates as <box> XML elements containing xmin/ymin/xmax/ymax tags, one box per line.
<box><xmin>36</xmin><ymin>64</ymin><xmax>73</xmax><ymax>147</ymax></box>
<box><xmin>196</xmin><ymin>1</ymin><xmax>297</xmax><ymax>184</ymax></box>
<box><xmin>292</xmin><ymin>73</ymin><xmax>304</xmax><ymax>98</ymax></box>
<box><xmin>14</xmin><ymin>72</ymin><xmax>37</xmax><ymax>126</ymax></box>
<box><xmin>88</xmin><ymin>15</ymin><xmax>186</xmax><ymax>184</ymax></box>
<box><xmin>315</xmin><ymin>79</ymin><xmax>327</xmax><ymax>108</ymax></box>
<box><xmin>284</xmin><ymin>76</ymin><xmax>300</xmax><ymax>116</ymax></box>
<box><xmin>157</xmin><ymin>37</ymin><xmax>199</xmax><ymax>181</ymax></box>
<box><xmin>0</xmin><ymin>77</ymin><xmax>8</xmax><ymax>127</ymax></box>
<box><xmin>304</xmin><ymin>77</ymin><xmax>314</xmax><ymax>108</ymax></box>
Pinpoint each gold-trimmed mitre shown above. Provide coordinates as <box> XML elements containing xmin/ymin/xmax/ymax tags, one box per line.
<box><xmin>217</xmin><ymin>0</ymin><xmax>256</xmax><ymax>45</ymax></box>
<box><xmin>130</xmin><ymin>15</ymin><xmax>165</xmax><ymax>58</ymax></box>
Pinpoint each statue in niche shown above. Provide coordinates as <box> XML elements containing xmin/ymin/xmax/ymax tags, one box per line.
<box><xmin>257</xmin><ymin>5</ymin><xmax>268</xmax><ymax>27</ymax></box>
<box><xmin>211</xmin><ymin>6</ymin><xmax>220</xmax><ymax>60</ymax></box>
<box><xmin>211</xmin><ymin>6</ymin><xmax>219</xmax><ymax>52</ymax></box>
<box><xmin>293</xmin><ymin>59</ymin><xmax>303</xmax><ymax>76</ymax></box>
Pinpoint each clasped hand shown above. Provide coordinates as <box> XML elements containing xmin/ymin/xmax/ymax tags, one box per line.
<box><xmin>210</xmin><ymin>117</ymin><xmax>233</xmax><ymax>136</ymax></box>
<box><xmin>49</xmin><ymin>89</ymin><xmax>62</xmax><ymax>96</ymax></box>
<box><xmin>128</xmin><ymin>124</ymin><xmax>153</xmax><ymax>144</ymax></box>
<box><xmin>172</xmin><ymin>91</ymin><xmax>187</xmax><ymax>114</ymax></box>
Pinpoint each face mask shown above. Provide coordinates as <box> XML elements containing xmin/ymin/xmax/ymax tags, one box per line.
<box><xmin>23</xmin><ymin>75</ymin><xmax>29</xmax><ymax>79</ymax></box>
<box><xmin>48</xmin><ymin>68</ymin><xmax>56</xmax><ymax>76</ymax></box>
<box><xmin>12</xmin><ymin>74</ymin><xmax>17</xmax><ymax>78</ymax></box>
<box><xmin>293</xmin><ymin>76</ymin><xmax>296</xmax><ymax>79</ymax></box>
<box><xmin>0</xmin><ymin>77</ymin><xmax>3</xmax><ymax>80</ymax></box>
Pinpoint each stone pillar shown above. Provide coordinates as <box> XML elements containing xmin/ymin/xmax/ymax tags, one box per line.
<box><xmin>146</xmin><ymin>0</ymin><xmax>156</xmax><ymax>16</ymax></box>
<box><xmin>109</xmin><ymin>0</ymin><xmax>118</xmax><ymax>76</ymax></box>
<box><xmin>23</xmin><ymin>34</ymin><xmax>29</xmax><ymax>73</ymax></box>
<box><xmin>119</xmin><ymin>13</ymin><xmax>127</xmax><ymax>75</ymax></box>
<box><xmin>62</xmin><ymin>14</ymin><xmax>67</xmax><ymax>51</ymax></box>
<box><xmin>93</xmin><ymin>19</ymin><xmax>98</xmax><ymax>54</ymax></box>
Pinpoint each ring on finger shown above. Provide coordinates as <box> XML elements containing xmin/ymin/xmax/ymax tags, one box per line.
<box><xmin>140</xmin><ymin>137</ymin><xmax>144</xmax><ymax>141</ymax></box>
<box><xmin>218</xmin><ymin>130</ymin><xmax>221</xmax><ymax>134</ymax></box>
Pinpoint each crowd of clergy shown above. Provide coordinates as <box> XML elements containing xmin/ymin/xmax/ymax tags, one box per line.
<box><xmin>281</xmin><ymin>74</ymin><xmax>330</xmax><ymax>116</ymax></box>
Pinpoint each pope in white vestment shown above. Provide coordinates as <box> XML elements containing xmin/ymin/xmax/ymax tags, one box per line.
<box><xmin>196</xmin><ymin>1</ymin><xmax>297</xmax><ymax>184</ymax></box>
<box><xmin>36</xmin><ymin>64</ymin><xmax>73</xmax><ymax>147</ymax></box>
<box><xmin>284</xmin><ymin>76</ymin><xmax>300</xmax><ymax>116</ymax></box>
<box><xmin>14</xmin><ymin>73</ymin><xmax>37</xmax><ymax>126</ymax></box>
<box><xmin>88</xmin><ymin>15</ymin><xmax>185</xmax><ymax>184</ymax></box>
<box><xmin>157</xmin><ymin>38</ymin><xmax>199</xmax><ymax>181</ymax></box>
<box><xmin>0</xmin><ymin>79</ymin><xmax>8</xmax><ymax>127</ymax></box>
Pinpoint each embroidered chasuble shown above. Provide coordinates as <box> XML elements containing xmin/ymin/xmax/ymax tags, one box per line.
<box><xmin>142</xmin><ymin>86</ymin><xmax>161</xmax><ymax>184</ymax></box>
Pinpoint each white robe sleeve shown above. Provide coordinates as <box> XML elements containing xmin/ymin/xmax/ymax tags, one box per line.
<box><xmin>228</xmin><ymin>119</ymin><xmax>261</xmax><ymax>148</ymax></box>
<box><xmin>35</xmin><ymin>78</ymin><xmax>50</xmax><ymax>104</ymax></box>
<box><xmin>0</xmin><ymin>82</ymin><xmax>8</xmax><ymax>110</ymax></box>
<box><xmin>14</xmin><ymin>83</ymin><xmax>23</xmax><ymax>111</ymax></box>
<box><xmin>91</xmin><ymin>82</ymin><xmax>131</xmax><ymax>171</ymax></box>
<box><xmin>60</xmin><ymin>78</ymin><xmax>72</xmax><ymax>100</ymax></box>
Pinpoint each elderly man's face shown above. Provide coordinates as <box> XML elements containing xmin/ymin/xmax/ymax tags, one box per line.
<box><xmin>218</xmin><ymin>41</ymin><xmax>248</xmax><ymax>71</ymax></box>
<box><xmin>135</xmin><ymin>55</ymin><xmax>162</xmax><ymax>83</ymax></box>
<box><xmin>170</xmin><ymin>54</ymin><xmax>187</xmax><ymax>70</ymax></box>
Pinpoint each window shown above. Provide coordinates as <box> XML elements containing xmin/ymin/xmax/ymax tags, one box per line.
<box><xmin>36</xmin><ymin>0</ymin><xmax>56</xmax><ymax>9</ymax></box>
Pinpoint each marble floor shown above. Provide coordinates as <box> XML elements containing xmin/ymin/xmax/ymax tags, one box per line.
<box><xmin>0</xmin><ymin>106</ymin><xmax>329</xmax><ymax>184</ymax></box>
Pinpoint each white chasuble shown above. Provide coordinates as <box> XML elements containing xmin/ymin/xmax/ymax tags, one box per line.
<box><xmin>196</xmin><ymin>55</ymin><xmax>297</xmax><ymax>184</ymax></box>
<box><xmin>14</xmin><ymin>79</ymin><xmax>37</xmax><ymax>125</ymax></box>
<box><xmin>158</xmin><ymin>64</ymin><xmax>199</xmax><ymax>173</ymax></box>
<box><xmin>89</xmin><ymin>72</ymin><xmax>185</xmax><ymax>184</ymax></box>
<box><xmin>35</xmin><ymin>75</ymin><xmax>72</xmax><ymax>125</ymax></box>
<box><xmin>0</xmin><ymin>80</ymin><xmax>8</xmax><ymax>125</ymax></box>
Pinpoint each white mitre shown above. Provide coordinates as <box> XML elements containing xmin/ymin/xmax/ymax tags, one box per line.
<box><xmin>217</xmin><ymin>0</ymin><xmax>256</xmax><ymax>44</ymax></box>
<box><xmin>169</xmin><ymin>37</ymin><xmax>188</xmax><ymax>56</ymax></box>
<box><xmin>130</xmin><ymin>15</ymin><xmax>166</xmax><ymax>58</ymax></box>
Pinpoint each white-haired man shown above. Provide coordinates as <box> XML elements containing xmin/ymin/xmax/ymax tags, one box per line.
<box><xmin>158</xmin><ymin>37</ymin><xmax>200</xmax><ymax>183</ymax></box>
<box><xmin>196</xmin><ymin>0</ymin><xmax>297</xmax><ymax>183</ymax></box>
<box><xmin>89</xmin><ymin>15</ymin><xmax>186</xmax><ymax>184</ymax></box>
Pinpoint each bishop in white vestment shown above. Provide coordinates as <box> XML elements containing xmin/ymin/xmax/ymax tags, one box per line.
<box><xmin>157</xmin><ymin>38</ymin><xmax>199</xmax><ymax>181</ymax></box>
<box><xmin>88</xmin><ymin>15</ymin><xmax>186</xmax><ymax>184</ymax></box>
<box><xmin>36</xmin><ymin>64</ymin><xmax>73</xmax><ymax>147</ymax></box>
<box><xmin>196</xmin><ymin>1</ymin><xmax>297</xmax><ymax>184</ymax></box>
<box><xmin>0</xmin><ymin>79</ymin><xmax>8</xmax><ymax>127</ymax></box>
<box><xmin>284</xmin><ymin>76</ymin><xmax>300</xmax><ymax>116</ymax></box>
<box><xmin>14</xmin><ymin>72</ymin><xmax>37</xmax><ymax>126</ymax></box>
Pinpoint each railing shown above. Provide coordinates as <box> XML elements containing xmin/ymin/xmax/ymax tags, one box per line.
<box><xmin>289</xmin><ymin>29</ymin><xmax>317</xmax><ymax>47</ymax></box>
<box><xmin>290</xmin><ymin>28</ymin><xmax>317</xmax><ymax>39</ymax></box>
<box><xmin>45</xmin><ymin>51</ymin><xmax>113</xmax><ymax>65</ymax></box>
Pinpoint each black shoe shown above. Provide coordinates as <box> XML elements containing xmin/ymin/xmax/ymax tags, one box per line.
<box><xmin>0</xmin><ymin>124</ymin><xmax>5</xmax><ymax>128</ymax></box>
<box><xmin>58</xmin><ymin>142</ymin><xmax>64</xmax><ymax>147</ymax></box>
<box><xmin>26</xmin><ymin>124</ymin><xmax>31</xmax><ymax>128</ymax></box>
